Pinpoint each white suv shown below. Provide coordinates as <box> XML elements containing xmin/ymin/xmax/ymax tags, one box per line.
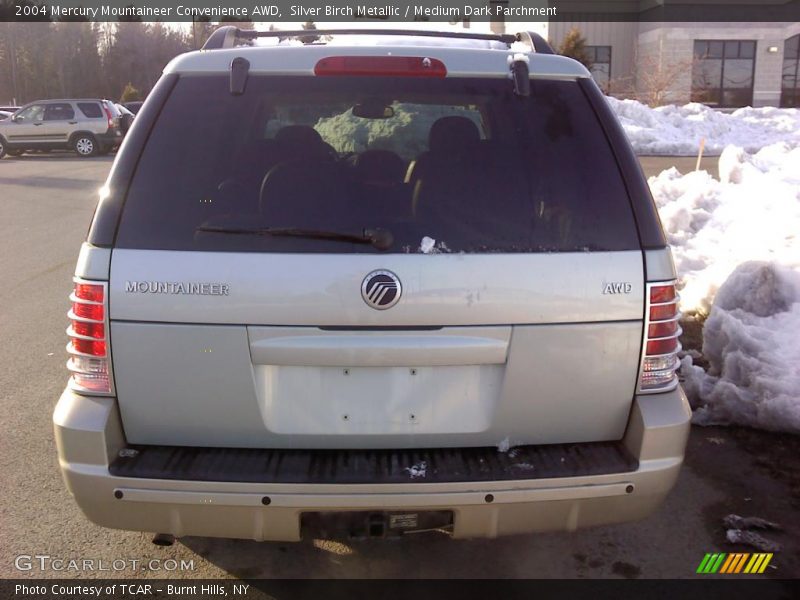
<box><xmin>54</xmin><ymin>27</ymin><xmax>690</xmax><ymax>542</ymax></box>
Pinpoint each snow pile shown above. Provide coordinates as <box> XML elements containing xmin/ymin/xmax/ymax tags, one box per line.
<box><xmin>607</xmin><ymin>96</ymin><xmax>800</xmax><ymax>155</ymax></box>
<box><xmin>417</xmin><ymin>236</ymin><xmax>450</xmax><ymax>254</ymax></box>
<box><xmin>419</xmin><ymin>236</ymin><xmax>437</xmax><ymax>254</ymax></box>
<box><xmin>650</xmin><ymin>143</ymin><xmax>800</xmax><ymax>433</ymax></box>
<box><xmin>405</xmin><ymin>461</ymin><xmax>427</xmax><ymax>478</ymax></box>
<box><xmin>649</xmin><ymin>143</ymin><xmax>800</xmax><ymax>313</ymax></box>
<box><xmin>682</xmin><ymin>262</ymin><xmax>800</xmax><ymax>434</ymax></box>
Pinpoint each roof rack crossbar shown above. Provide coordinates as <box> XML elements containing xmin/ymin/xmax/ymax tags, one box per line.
<box><xmin>202</xmin><ymin>26</ymin><xmax>552</xmax><ymax>51</ymax></box>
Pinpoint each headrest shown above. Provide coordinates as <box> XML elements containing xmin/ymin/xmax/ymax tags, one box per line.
<box><xmin>274</xmin><ymin>125</ymin><xmax>323</xmax><ymax>148</ymax></box>
<box><xmin>429</xmin><ymin>116</ymin><xmax>480</xmax><ymax>153</ymax></box>
<box><xmin>353</xmin><ymin>150</ymin><xmax>405</xmax><ymax>185</ymax></box>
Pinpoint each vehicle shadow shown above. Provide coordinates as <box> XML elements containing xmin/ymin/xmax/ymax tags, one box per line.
<box><xmin>179</xmin><ymin>530</ymin><xmax>524</xmax><ymax>579</ymax></box>
<box><xmin>0</xmin><ymin>172</ymin><xmax>108</xmax><ymax>190</ymax></box>
<box><xmin>2</xmin><ymin>152</ymin><xmax>114</xmax><ymax>162</ymax></box>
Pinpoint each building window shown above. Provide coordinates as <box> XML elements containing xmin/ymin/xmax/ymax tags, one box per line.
<box><xmin>781</xmin><ymin>35</ymin><xmax>800</xmax><ymax>108</ymax></box>
<box><xmin>586</xmin><ymin>46</ymin><xmax>612</xmax><ymax>92</ymax></box>
<box><xmin>692</xmin><ymin>40</ymin><xmax>756</xmax><ymax>107</ymax></box>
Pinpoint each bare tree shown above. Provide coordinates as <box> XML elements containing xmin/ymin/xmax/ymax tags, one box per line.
<box><xmin>611</xmin><ymin>51</ymin><xmax>698</xmax><ymax>107</ymax></box>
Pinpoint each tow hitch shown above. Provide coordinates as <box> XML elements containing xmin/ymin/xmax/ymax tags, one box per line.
<box><xmin>301</xmin><ymin>510</ymin><xmax>454</xmax><ymax>539</ymax></box>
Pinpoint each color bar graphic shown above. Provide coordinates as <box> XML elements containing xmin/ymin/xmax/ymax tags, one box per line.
<box><xmin>697</xmin><ymin>552</ymin><xmax>773</xmax><ymax>574</ymax></box>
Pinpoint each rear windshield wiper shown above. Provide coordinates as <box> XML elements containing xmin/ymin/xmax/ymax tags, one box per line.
<box><xmin>196</xmin><ymin>225</ymin><xmax>394</xmax><ymax>251</ymax></box>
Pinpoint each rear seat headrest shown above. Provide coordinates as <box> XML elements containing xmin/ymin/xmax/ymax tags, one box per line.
<box><xmin>353</xmin><ymin>150</ymin><xmax>405</xmax><ymax>185</ymax></box>
<box><xmin>274</xmin><ymin>125</ymin><xmax>324</xmax><ymax>148</ymax></box>
<box><xmin>429</xmin><ymin>116</ymin><xmax>480</xmax><ymax>153</ymax></box>
<box><xmin>274</xmin><ymin>125</ymin><xmax>338</xmax><ymax>162</ymax></box>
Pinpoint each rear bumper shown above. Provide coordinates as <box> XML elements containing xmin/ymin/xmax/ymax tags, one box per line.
<box><xmin>54</xmin><ymin>388</ymin><xmax>691</xmax><ymax>540</ymax></box>
<box><xmin>96</xmin><ymin>130</ymin><xmax>123</xmax><ymax>148</ymax></box>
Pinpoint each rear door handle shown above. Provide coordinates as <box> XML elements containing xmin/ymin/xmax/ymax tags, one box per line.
<box><xmin>33</xmin><ymin>122</ymin><xmax>42</xmax><ymax>126</ymax></box>
<box><xmin>68</xmin><ymin>121</ymin><xmax>77</xmax><ymax>124</ymax></box>
<box><xmin>248</xmin><ymin>327</ymin><xmax>512</xmax><ymax>367</ymax></box>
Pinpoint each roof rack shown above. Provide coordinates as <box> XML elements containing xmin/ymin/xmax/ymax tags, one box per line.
<box><xmin>202</xmin><ymin>26</ymin><xmax>554</xmax><ymax>54</ymax></box>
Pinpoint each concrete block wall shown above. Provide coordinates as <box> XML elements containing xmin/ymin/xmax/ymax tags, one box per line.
<box><xmin>635</xmin><ymin>29</ymin><xmax>695</xmax><ymax>105</ymax></box>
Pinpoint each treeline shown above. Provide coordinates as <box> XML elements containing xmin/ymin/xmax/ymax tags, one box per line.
<box><xmin>0</xmin><ymin>20</ymin><xmax>250</xmax><ymax>104</ymax></box>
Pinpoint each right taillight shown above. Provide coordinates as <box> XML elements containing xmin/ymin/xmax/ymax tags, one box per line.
<box><xmin>639</xmin><ymin>281</ymin><xmax>681</xmax><ymax>392</ymax></box>
<box><xmin>67</xmin><ymin>278</ymin><xmax>113</xmax><ymax>394</ymax></box>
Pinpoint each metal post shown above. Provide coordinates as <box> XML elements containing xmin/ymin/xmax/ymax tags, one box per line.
<box><xmin>489</xmin><ymin>1</ymin><xmax>508</xmax><ymax>35</ymax></box>
<box><xmin>7</xmin><ymin>22</ymin><xmax>19</xmax><ymax>104</ymax></box>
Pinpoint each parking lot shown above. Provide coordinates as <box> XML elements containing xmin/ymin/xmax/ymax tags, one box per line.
<box><xmin>0</xmin><ymin>154</ymin><xmax>797</xmax><ymax>579</ymax></box>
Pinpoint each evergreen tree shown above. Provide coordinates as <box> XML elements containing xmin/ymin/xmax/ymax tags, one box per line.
<box><xmin>558</xmin><ymin>28</ymin><xmax>593</xmax><ymax>70</ymax></box>
<box><xmin>120</xmin><ymin>82</ymin><xmax>141</xmax><ymax>102</ymax></box>
<box><xmin>300</xmin><ymin>21</ymin><xmax>320</xmax><ymax>45</ymax></box>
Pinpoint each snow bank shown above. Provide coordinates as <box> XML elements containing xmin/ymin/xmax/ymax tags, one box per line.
<box><xmin>682</xmin><ymin>262</ymin><xmax>800</xmax><ymax>434</ymax></box>
<box><xmin>652</xmin><ymin>143</ymin><xmax>800</xmax><ymax>433</ymax></box>
<box><xmin>607</xmin><ymin>96</ymin><xmax>800</xmax><ymax>155</ymax></box>
<box><xmin>649</xmin><ymin>143</ymin><xmax>800</xmax><ymax>313</ymax></box>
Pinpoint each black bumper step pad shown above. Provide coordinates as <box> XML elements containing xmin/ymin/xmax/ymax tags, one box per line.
<box><xmin>109</xmin><ymin>441</ymin><xmax>638</xmax><ymax>484</ymax></box>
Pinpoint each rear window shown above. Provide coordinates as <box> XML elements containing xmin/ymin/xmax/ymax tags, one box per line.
<box><xmin>78</xmin><ymin>103</ymin><xmax>102</xmax><ymax>118</ymax></box>
<box><xmin>115</xmin><ymin>75</ymin><xmax>639</xmax><ymax>253</ymax></box>
<box><xmin>44</xmin><ymin>103</ymin><xmax>75</xmax><ymax>121</ymax></box>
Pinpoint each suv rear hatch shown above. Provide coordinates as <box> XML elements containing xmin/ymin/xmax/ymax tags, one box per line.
<box><xmin>107</xmin><ymin>58</ymin><xmax>645</xmax><ymax>449</ymax></box>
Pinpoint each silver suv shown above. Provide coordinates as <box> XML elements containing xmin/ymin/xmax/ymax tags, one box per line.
<box><xmin>0</xmin><ymin>99</ymin><xmax>122</xmax><ymax>158</ymax></box>
<box><xmin>54</xmin><ymin>28</ymin><xmax>690</xmax><ymax>542</ymax></box>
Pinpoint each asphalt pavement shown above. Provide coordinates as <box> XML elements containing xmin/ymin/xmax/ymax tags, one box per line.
<box><xmin>0</xmin><ymin>154</ymin><xmax>796</xmax><ymax>579</ymax></box>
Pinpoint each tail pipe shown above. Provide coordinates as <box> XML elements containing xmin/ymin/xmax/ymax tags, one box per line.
<box><xmin>152</xmin><ymin>533</ymin><xmax>175</xmax><ymax>547</ymax></box>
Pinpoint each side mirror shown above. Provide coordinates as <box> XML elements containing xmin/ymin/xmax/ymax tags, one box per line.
<box><xmin>12</xmin><ymin>115</ymin><xmax>22</xmax><ymax>123</ymax></box>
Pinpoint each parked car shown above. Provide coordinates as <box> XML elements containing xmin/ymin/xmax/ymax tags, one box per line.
<box><xmin>0</xmin><ymin>106</ymin><xmax>20</xmax><ymax>113</ymax></box>
<box><xmin>54</xmin><ymin>27</ymin><xmax>689</xmax><ymax>543</ymax></box>
<box><xmin>0</xmin><ymin>99</ymin><xmax>122</xmax><ymax>158</ymax></box>
<box><xmin>122</xmin><ymin>100</ymin><xmax>144</xmax><ymax>114</ymax></box>
<box><xmin>115</xmin><ymin>103</ymin><xmax>135</xmax><ymax>134</ymax></box>
<box><xmin>0</xmin><ymin>110</ymin><xmax>12</xmax><ymax>121</ymax></box>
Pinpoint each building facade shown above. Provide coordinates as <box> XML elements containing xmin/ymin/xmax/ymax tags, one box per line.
<box><xmin>548</xmin><ymin>22</ymin><xmax>800</xmax><ymax>107</ymax></box>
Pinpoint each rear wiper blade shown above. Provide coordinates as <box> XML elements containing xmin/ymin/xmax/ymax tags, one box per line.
<box><xmin>196</xmin><ymin>225</ymin><xmax>394</xmax><ymax>251</ymax></box>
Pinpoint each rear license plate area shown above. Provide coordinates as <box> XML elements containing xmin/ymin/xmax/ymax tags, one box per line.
<box><xmin>301</xmin><ymin>510</ymin><xmax>454</xmax><ymax>539</ymax></box>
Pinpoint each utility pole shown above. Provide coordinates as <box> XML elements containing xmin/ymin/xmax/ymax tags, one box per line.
<box><xmin>7</xmin><ymin>22</ymin><xmax>19</xmax><ymax>104</ymax></box>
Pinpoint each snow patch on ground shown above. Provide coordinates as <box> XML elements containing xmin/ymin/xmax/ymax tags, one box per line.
<box><xmin>607</xmin><ymin>96</ymin><xmax>800</xmax><ymax>155</ymax></box>
<box><xmin>649</xmin><ymin>143</ymin><xmax>800</xmax><ymax>314</ymax></box>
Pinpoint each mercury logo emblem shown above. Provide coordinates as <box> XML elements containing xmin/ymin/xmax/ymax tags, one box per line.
<box><xmin>362</xmin><ymin>270</ymin><xmax>402</xmax><ymax>310</ymax></box>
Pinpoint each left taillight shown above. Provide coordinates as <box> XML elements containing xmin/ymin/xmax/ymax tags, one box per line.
<box><xmin>67</xmin><ymin>279</ymin><xmax>113</xmax><ymax>394</ymax></box>
<box><xmin>102</xmin><ymin>102</ymin><xmax>115</xmax><ymax>129</ymax></box>
<box><xmin>638</xmin><ymin>281</ymin><xmax>681</xmax><ymax>393</ymax></box>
